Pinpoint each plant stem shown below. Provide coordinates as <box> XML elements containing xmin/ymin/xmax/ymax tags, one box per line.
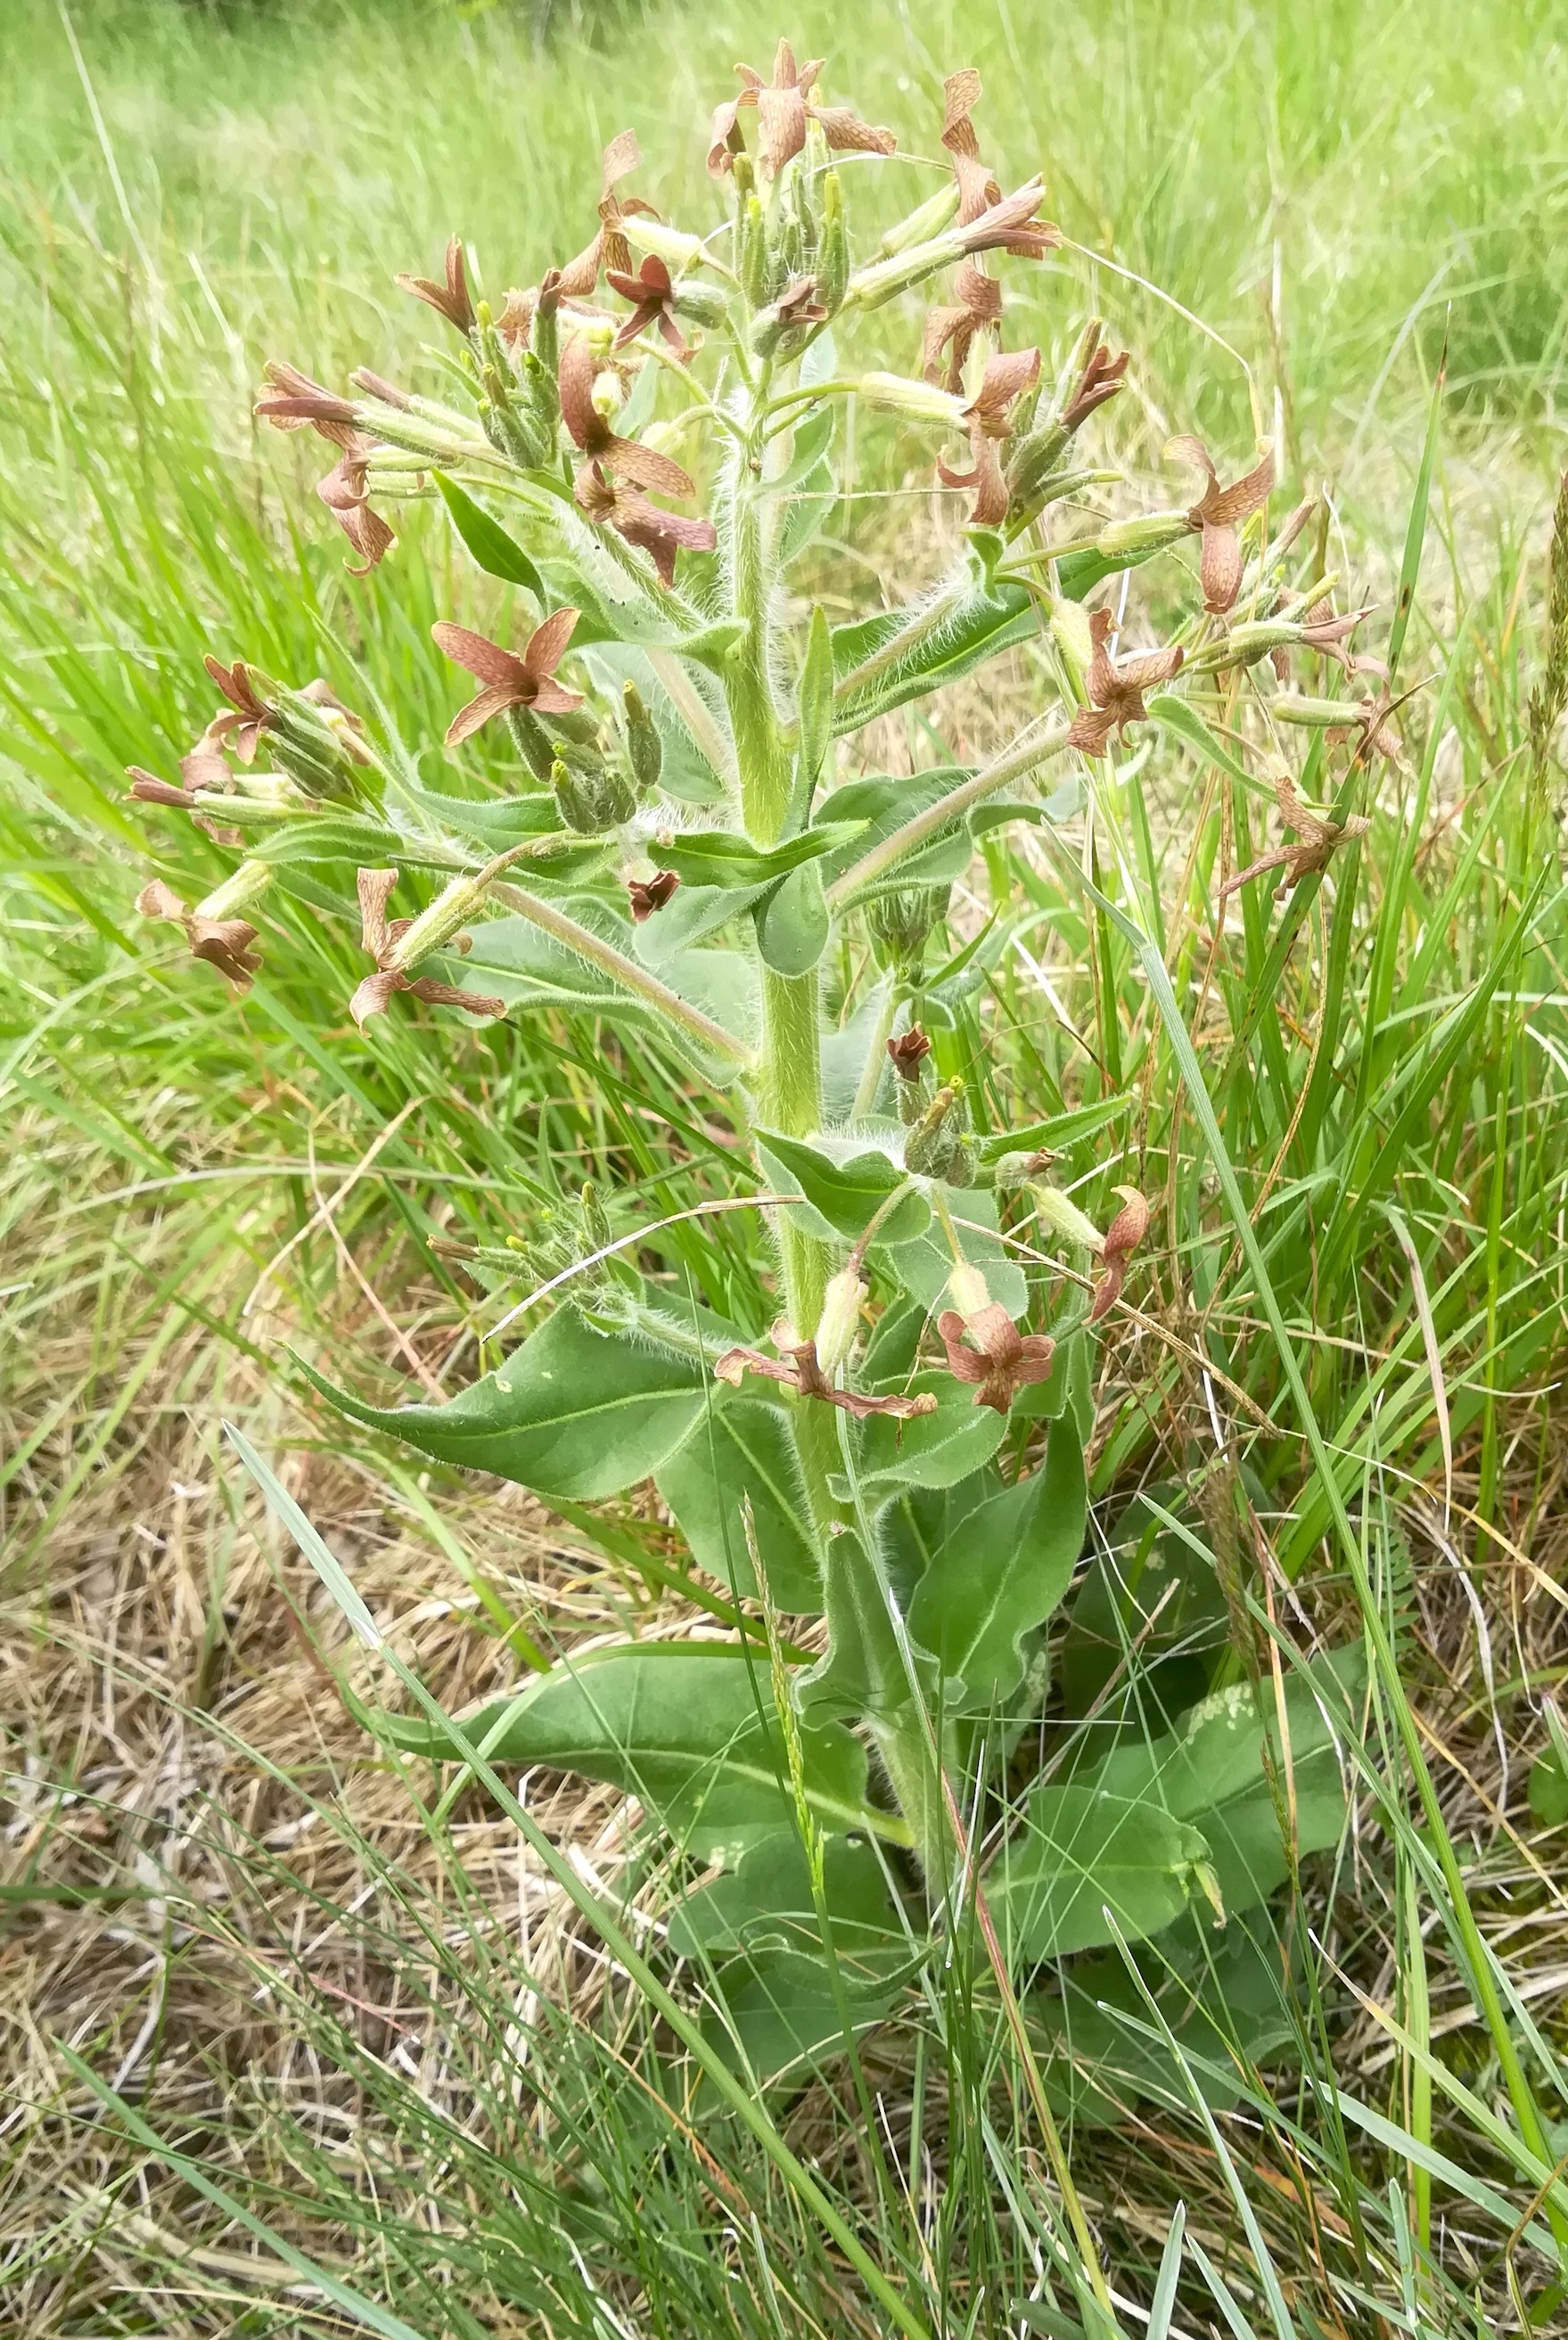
<box><xmin>487</xmin><ymin>879</ymin><xmax>751</xmax><ymax>1066</ymax></box>
<box><xmin>826</xmin><ymin>717</ymin><xmax>1072</xmax><ymax>908</ymax></box>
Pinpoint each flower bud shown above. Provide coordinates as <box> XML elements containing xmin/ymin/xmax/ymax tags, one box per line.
<box><xmin>903</xmin><ymin>1080</ymin><xmax>969</xmax><ymax>1180</ymax></box>
<box><xmin>621</xmin><ymin>681</ymin><xmax>663</xmax><ymax>792</ymax></box>
<box><xmin>550</xmin><ymin>751</ymin><xmax>637</xmax><ymax>836</ymax></box>
<box><xmin>1095</xmin><ymin>510</ymin><xmax>1192</xmax><ymax>560</ymax></box>
<box><xmin>817</xmin><ymin>171</ymin><xmax>849</xmax><ymax>314</ymax></box>
<box><xmin>866</xmin><ymin>882</ymin><xmax>949</xmax><ymax>973</ymax></box>
<box><xmin>266</xmin><ymin>684</ymin><xmax>374</xmax><ymax>805</ymax></box>
<box><xmin>579</xmin><ymin>1179</ymin><xmax>613</xmax><ymax>1253</ymax></box>
<box><xmin>877</xmin><ymin>183</ymin><xmax>961</xmax><ymax>259</ymax></box>
<box><xmin>815</xmin><ymin>1267</ymin><xmax>867</xmax><ymax>1378</ymax></box>
<box><xmin>1270</xmin><ymin>696</ymin><xmax>1368</xmax><ymax>728</ymax></box>
<box><xmin>385</xmin><ymin>872</ymin><xmax>491</xmax><ymax>973</ymax></box>
<box><xmin>856</xmin><ymin>372</ymin><xmax>965</xmax><ymax>426</ymax></box>
<box><xmin>519</xmin><ymin>348</ymin><xmax>560</xmax><ymax>446</ymax></box>
<box><xmin>739</xmin><ymin>192</ymin><xmax>769</xmax><ymax>308</ymax></box>
<box><xmin>1033</xmin><ymin>1184</ymin><xmax>1106</xmax><ymax>1253</ymax></box>
<box><xmin>669</xmin><ymin>280</ymin><xmax>732</xmax><ymax>332</ymax></box>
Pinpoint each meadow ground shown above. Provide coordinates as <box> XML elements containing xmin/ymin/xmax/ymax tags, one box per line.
<box><xmin>4</xmin><ymin>1</ymin><xmax>1568</xmax><ymax>2334</ymax></box>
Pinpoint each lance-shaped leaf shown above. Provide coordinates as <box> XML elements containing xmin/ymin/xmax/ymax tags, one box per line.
<box><xmin>250</xmin><ymin>817</ymin><xmax>467</xmax><ymax>873</ymax></box>
<box><xmin>1060</xmin><ymin>1483</ymin><xmax>1230</xmax><ymax>1741</ymax></box>
<box><xmin>907</xmin><ymin>1410</ymin><xmax>1086</xmax><ymax>1712</ymax></box>
<box><xmin>655</xmin><ymin>1397</ymin><xmax>823</xmax><ymax>1613</ymax></box>
<box><xmin>974</xmin><ymin>1091</ymin><xmax>1135</xmax><ymax>1165</ymax></box>
<box><xmin>369</xmin><ymin>1645</ymin><xmax>873</xmax><ymax>1858</ymax></box>
<box><xmin>988</xmin><ymin>1784</ymin><xmax>1211</xmax><ymax>1961</ymax></box>
<box><xmin>754</xmin><ymin>1125</ymin><xmax>930</xmax><ymax>1247</ymax></box>
<box><xmin>669</xmin><ymin>1827</ymin><xmax>901</xmax><ymax>1961</ymax></box>
<box><xmin>435</xmin><ymin>473</ymin><xmax>546</xmax><ymax>598</ymax></box>
<box><xmin>650</xmin><ymin>822</ymin><xmax>862</xmax><ymax>889</ymax></box>
<box><xmin>298</xmin><ymin>1303</ymin><xmax>710</xmax><ymax>1499</ymax></box>
<box><xmin>1082</xmin><ymin>1646</ymin><xmax>1367</xmax><ymax>1917</ymax></box>
<box><xmin>831</xmin><ymin>577</ymin><xmax>1035</xmax><ymax>735</ymax></box>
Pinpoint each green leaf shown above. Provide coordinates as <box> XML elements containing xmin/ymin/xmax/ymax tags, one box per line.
<box><xmin>799</xmin><ymin>1530</ymin><xmax>937</xmax><ymax>1725</ymax></box>
<box><xmin>855</xmin><ymin>1371</ymin><xmax>1007</xmax><ymax>1504</ymax></box>
<box><xmin>702</xmin><ymin>1945</ymin><xmax>899</xmax><ymax>2081</ymax></box>
<box><xmin>297</xmin><ymin>1304</ymin><xmax>709</xmax><ymax>1499</ymax></box>
<box><xmin>754</xmin><ymin>1125</ymin><xmax>929</xmax><ymax>1247</ymax></box>
<box><xmin>763</xmin><ymin>406</ymin><xmax>836</xmax><ymax>500</ymax></box>
<box><xmin>1030</xmin><ymin>1911</ymin><xmax>1299</xmax><ymax>2127</ymax></box>
<box><xmin>655</xmin><ymin>1397</ymin><xmax>822</xmax><ymax>1613</ymax></box>
<box><xmin>368</xmin><ymin>1644</ymin><xmax>873</xmax><ymax>1859</ymax></box>
<box><xmin>976</xmin><ymin>1093</ymin><xmax>1135</xmax><ymax>1167</ymax></box>
<box><xmin>832</xmin><ymin>577</ymin><xmax>1036</xmax><ymax>735</ymax></box>
<box><xmin>250</xmin><ymin>817</ymin><xmax>464</xmax><ymax>872</ymax></box>
<box><xmin>1148</xmin><ymin>694</ymin><xmax>1260</xmax><ymax>792</ymax></box>
<box><xmin>989</xmin><ymin>1785</ymin><xmax>1211</xmax><ymax>1961</ymax></box>
<box><xmin>435</xmin><ymin>472</ymin><xmax>546</xmax><ymax>597</ymax></box>
<box><xmin>633</xmin><ymin>880</ymin><xmax>770</xmax><ymax>965</ymax></box>
<box><xmin>792</xmin><ymin>603</ymin><xmax>834</xmax><ymax>819</ymax></box>
<box><xmin>813</xmin><ymin>772</ymin><xmax>975</xmax><ymax>891</ymax></box>
<box><xmin>668</xmin><ymin>1827</ymin><xmax>900</xmax><ymax>1960</ymax></box>
<box><xmin>1086</xmin><ymin>1647</ymin><xmax>1367</xmax><ymax>1917</ymax></box>
<box><xmin>1528</xmin><ymin>1748</ymin><xmax>1568</xmax><ymax>1827</ymax></box>
<box><xmin>461</xmin><ymin>899</ymin><xmax>759</xmax><ymax>1062</ymax></box>
<box><xmin>652</xmin><ymin>822</ymin><xmax>861</xmax><ymax>889</ymax></box>
<box><xmin>907</xmin><ymin>1412</ymin><xmax>1086</xmax><ymax>1712</ymax></box>
<box><xmin>404</xmin><ymin>784</ymin><xmax>564</xmax><ymax>847</ymax></box>
<box><xmin>755</xmin><ymin>862</ymin><xmax>829</xmax><ymax>974</ymax></box>
<box><xmin>1061</xmin><ymin>1485</ymin><xmax>1229</xmax><ymax>1737</ymax></box>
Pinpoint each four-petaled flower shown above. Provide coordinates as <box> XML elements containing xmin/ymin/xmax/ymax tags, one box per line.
<box><xmin>559</xmin><ymin>336</ymin><xmax>717</xmax><ymax>582</ymax></box>
<box><xmin>431</xmin><ymin>611</ymin><xmax>584</xmax><ymax>746</ymax></box>
<box><xmin>254</xmin><ymin>362</ymin><xmax>394</xmax><ymax>572</ymax></box>
<box><xmin>937</xmin><ymin>347</ymin><xmax>1041</xmax><ymax>526</ymax></box>
<box><xmin>393</xmin><ymin>235</ymin><xmax>475</xmax><ymax>334</ymax></box>
<box><xmin>1220</xmin><ymin>770</ymin><xmax>1372</xmax><ymax>904</ymax></box>
<box><xmin>937</xmin><ymin>1301</ymin><xmax>1055</xmax><ymax>1415</ymax></box>
<box><xmin>136</xmin><ymin>879</ymin><xmax>263</xmax><ymax>993</ymax></box>
<box><xmin>1065</xmin><ymin>609</ymin><xmax>1185</xmax><ymax>755</ymax></box>
<box><xmin>714</xmin><ymin>1319</ymin><xmax>939</xmax><ymax>1420</ymax></box>
<box><xmin>557</xmin><ymin>132</ymin><xmax>653</xmax><ymax>299</ymax></box>
<box><xmin>349</xmin><ymin>868</ymin><xmax>506</xmax><ymax>1031</ymax></box>
<box><xmin>574</xmin><ymin>462</ymin><xmax>718</xmax><ymax>585</ymax></box>
<box><xmin>203</xmin><ymin>657</ymin><xmax>274</xmax><ymax>761</ymax></box>
<box><xmin>628</xmin><ymin>870</ymin><xmax>681</xmax><ymax>921</ymax></box>
<box><xmin>605</xmin><ymin>255</ymin><xmax>691</xmax><ymax>358</ymax></box>
<box><xmin>707</xmin><ymin>42</ymin><xmax>895</xmax><ymax>178</ymax></box>
<box><xmin>1088</xmin><ymin>1186</ymin><xmax>1150</xmax><ymax>1324</ymax></box>
<box><xmin>1167</xmin><ymin>435</ymin><xmax>1276</xmax><ymax>616</ymax></box>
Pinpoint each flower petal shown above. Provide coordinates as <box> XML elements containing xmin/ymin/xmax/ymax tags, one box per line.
<box><xmin>445</xmin><ymin>681</ymin><xmax>524</xmax><ymax>746</ymax></box>
<box><xmin>431</xmin><ymin>622</ymin><xmax>530</xmax><ymax>690</ymax></box>
<box><xmin>357</xmin><ymin>866</ymin><xmax>398</xmax><ymax>957</ymax></box>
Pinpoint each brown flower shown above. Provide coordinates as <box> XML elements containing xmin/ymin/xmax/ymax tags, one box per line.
<box><xmin>937</xmin><ymin>1301</ymin><xmax>1055</xmax><ymax>1415</ymax></box>
<box><xmin>557</xmin><ymin>132</ymin><xmax>653</xmax><ymax>300</ymax></box>
<box><xmin>1061</xmin><ymin>335</ymin><xmax>1130</xmax><ymax>433</ymax></box>
<box><xmin>605</xmin><ymin>255</ymin><xmax>691</xmax><ymax>358</ymax></box>
<box><xmin>1065</xmin><ymin>609</ymin><xmax>1185</xmax><ymax>755</ymax></box>
<box><xmin>1220</xmin><ymin>770</ymin><xmax>1372</xmax><ymax>905</ymax></box>
<box><xmin>714</xmin><ymin>1318</ymin><xmax>939</xmax><ymax>1420</ymax></box>
<box><xmin>393</xmin><ymin>235</ymin><xmax>475</xmax><ymax>334</ymax></box>
<box><xmin>558</xmin><ymin>333</ymin><xmax>699</xmax><ymax>502</ymax></box>
<box><xmin>1167</xmin><ymin>435</ymin><xmax>1277</xmax><ymax>616</ymax></box>
<box><xmin>922</xmin><ymin>261</ymin><xmax>1003</xmax><ymax>393</ymax></box>
<box><xmin>574</xmin><ymin>459</ymin><xmax>717</xmax><ymax>586</ymax></box>
<box><xmin>1268</xmin><ymin>596</ymin><xmax>1383</xmax><ymax>686</ymax></box>
<box><xmin>1345</xmin><ymin>687</ymin><xmax>1406</xmax><ymax>769</ymax></box>
<box><xmin>1088</xmin><ymin>1186</ymin><xmax>1150</xmax><ymax>1324</ymax></box>
<box><xmin>136</xmin><ymin>878</ymin><xmax>262</xmax><ymax>994</ymax></box>
<box><xmin>431</xmin><ymin>610</ymin><xmax>584</xmax><ymax>746</ymax></box>
<box><xmin>349</xmin><ymin>868</ymin><xmax>506</xmax><ymax>1031</ymax></box>
<box><xmin>936</xmin><ymin>346</ymin><xmax>1041</xmax><ymax>525</ymax></box>
<box><xmin>887</xmin><ymin>1025</ymin><xmax>933</xmax><ymax>1080</ymax></box>
<box><xmin>707</xmin><ymin>42</ymin><xmax>895</xmax><ymax>178</ymax></box>
<box><xmin>628</xmin><ymin>870</ymin><xmax>680</xmax><ymax>921</ymax></box>
<box><xmin>955</xmin><ymin>180</ymin><xmax>1060</xmax><ymax>262</ymax></box>
<box><xmin>254</xmin><ymin>364</ymin><xmax>393</xmax><ymax>572</ymax></box>
<box><xmin>203</xmin><ymin>657</ymin><xmax>273</xmax><ymax>762</ymax></box>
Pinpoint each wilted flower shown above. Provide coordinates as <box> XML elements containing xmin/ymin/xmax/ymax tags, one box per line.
<box><xmin>1065</xmin><ymin>609</ymin><xmax>1185</xmax><ymax>754</ymax></box>
<box><xmin>349</xmin><ymin>867</ymin><xmax>506</xmax><ymax>1031</ymax></box>
<box><xmin>1061</xmin><ymin>335</ymin><xmax>1130</xmax><ymax>432</ymax></box>
<box><xmin>707</xmin><ymin>42</ymin><xmax>894</xmax><ymax>178</ymax></box>
<box><xmin>1088</xmin><ymin>1186</ymin><xmax>1150</xmax><ymax>1324</ymax></box>
<box><xmin>937</xmin><ymin>1300</ymin><xmax>1055</xmax><ymax>1415</ymax></box>
<box><xmin>575</xmin><ymin>460</ymin><xmax>717</xmax><ymax>584</ymax></box>
<box><xmin>393</xmin><ymin>234</ymin><xmax>475</xmax><ymax>335</ymax></box>
<box><xmin>254</xmin><ymin>362</ymin><xmax>395</xmax><ymax>571</ymax></box>
<box><xmin>936</xmin><ymin>346</ymin><xmax>1041</xmax><ymax>525</ymax></box>
<box><xmin>920</xmin><ymin>73</ymin><xmax>1012</xmax><ymax>390</ymax></box>
<box><xmin>628</xmin><ymin>869</ymin><xmax>680</xmax><ymax>920</ymax></box>
<box><xmin>1167</xmin><ymin>435</ymin><xmax>1276</xmax><ymax>616</ymax></box>
<box><xmin>1269</xmin><ymin>596</ymin><xmax>1382</xmax><ymax>685</ymax></box>
<box><xmin>886</xmin><ymin>1024</ymin><xmax>933</xmax><ymax>1080</ymax></box>
<box><xmin>605</xmin><ymin>254</ymin><xmax>691</xmax><ymax>358</ymax></box>
<box><xmin>315</xmin><ymin>442</ymin><xmax>395</xmax><ymax>573</ymax></box>
<box><xmin>431</xmin><ymin>611</ymin><xmax>584</xmax><ymax>745</ymax></box>
<box><xmin>1220</xmin><ymin>769</ymin><xmax>1372</xmax><ymax>904</ymax></box>
<box><xmin>955</xmin><ymin>180</ymin><xmax>1059</xmax><ymax>262</ymax></box>
<box><xmin>557</xmin><ymin>132</ymin><xmax>653</xmax><ymax>299</ymax></box>
<box><xmin>136</xmin><ymin>873</ymin><xmax>267</xmax><ymax>993</ymax></box>
<box><xmin>714</xmin><ymin>1318</ymin><xmax>938</xmax><ymax>1419</ymax></box>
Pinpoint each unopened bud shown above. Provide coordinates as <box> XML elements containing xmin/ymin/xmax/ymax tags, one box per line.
<box><xmin>857</xmin><ymin>372</ymin><xmax>965</xmax><ymax>426</ymax></box>
<box><xmin>669</xmin><ymin>280</ymin><xmax>731</xmax><ymax>331</ymax></box>
<box><xmin>621</xmin><ymin>682</ymin><xmax>663</xmax><ymax>792</ymax></box>
<box><xmin>1095</xmin><ymin>510</ymin><xmax>1192</xmax><ymax>560</ymax></box>
<box><xmin>590</xmin><ymin>366</ymin><xmax>624</xmax><ymax>425</ymax></box>
<box><xmin>519</xmin><ymin>348</ymin><xmax>560</xmax><ymax>445</ymax></box>
<box><xmin>739</xmin><ymin>193</ymin><xmax>769</xmax><ymax>308</ymax></box>
<box><xmin>1270</xmin><ymin>696</ymin><xmax>1367</xmax><ymax>729</ymax></box>
<box><xmin>386</xmin><ymin>872</ymin><xmax>489</xmax><ymax>973</ymax></box>
<box><xmin>815</xmin><ymin>1268</ymin><xmax>867</xmax><ymax>1378</ymax></box>
<box><xmin>551</xmin><ymin>751</ymin><xmax>636</xmax><ymax>835</ymax></box>
<box><xmin>866</xmin><ymin>882</ymin><xmax>949</xmax><ymax>972</ymax></box>
<box><xmin>507</xmin><ymin>703</ymin><xmax>557</xmax><ymax>784</ymax></box>
<box><xmin>1033</xmin><ymin>1185</ymin><xmax>1106</xmax><ymax>1253</ymax></box>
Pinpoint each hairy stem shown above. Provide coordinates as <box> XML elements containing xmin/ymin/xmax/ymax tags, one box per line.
<box><xmin>488</xmin><ymin>879</ymin><xmax>751</xmax><ymax>1065</ymax></box>
<box><xmin>826</xmin><ymin>717</ymin><xmax>1072</xmax><ymax>908</ymax></box>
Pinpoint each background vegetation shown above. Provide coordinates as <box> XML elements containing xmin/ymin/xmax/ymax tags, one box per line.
<box><xmin>4</xmin><ymin>1</ymin><xmax>1567</xmax><ymax>2334</ymax></box>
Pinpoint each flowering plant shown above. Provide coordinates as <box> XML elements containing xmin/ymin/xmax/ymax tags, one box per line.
<box><xmin>132</xmin><ymin>46</ymin><xmax>1370</xmax><ymax>2087</ymax></box>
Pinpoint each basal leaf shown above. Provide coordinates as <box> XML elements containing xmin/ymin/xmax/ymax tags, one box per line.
<box><xmin>369</xmin><ymin>1644</ymin><xmax>872</xmax><ymax>1858</ymax></box>
<box><xmin>655</xmin><ymin>1396</ymin><xmax>822</xmax><ymax>1613</ymax></box>
<box><xmin>907</xmin><ymin>1411</ymin><xmax>1087</xmax><ymax>1712</ymax></box>
<box><xmin>668</xmin><ymin>1827</ymin><xmax>900</xmax><ymax>1961</ymax></box>
<box><xmin>702</xmin><ymin>1944</ymin><xmax>899</xmax><ymax>2081</ymax></box>
<box><xmin>297</xmin><ymin>1304</ymin><xmax>709</xmax><ymax>1499</ymax></box>
<box><xmin>989</xmin><ymin>1785</ymin><xmax>1211</xmax><ymax>1961</ymax></box>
